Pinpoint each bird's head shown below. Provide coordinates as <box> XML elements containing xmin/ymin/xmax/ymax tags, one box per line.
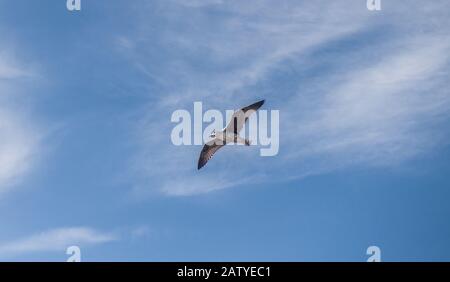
<box><xmin>210</xmin><ymin>129</ymin><xmax>216</xmax><ymax>138</ymax></box>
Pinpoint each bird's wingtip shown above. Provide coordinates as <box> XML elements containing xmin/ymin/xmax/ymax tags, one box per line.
<box><xmin>258</xmin><ymin>99</ymin><xmax>265</xmax><ymax>106</ymax></box>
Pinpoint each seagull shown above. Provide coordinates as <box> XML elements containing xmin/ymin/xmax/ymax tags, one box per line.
<box><xmin>197</xmin><ymin>99</ymin><xmax>265</xmax><ymax>170</ymax></box>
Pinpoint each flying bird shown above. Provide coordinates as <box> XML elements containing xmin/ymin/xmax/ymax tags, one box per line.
<box><xmin>197</xmin><ymin>100</ymin><xmax>265</xmax><ymax>170</ymax></box>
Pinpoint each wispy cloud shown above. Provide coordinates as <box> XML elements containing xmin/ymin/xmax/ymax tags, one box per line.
<box><xmin>0</xmin><ymin>110</ymin><xmax>41</xmax><ymax>192</ymax></box>
<box><xmin>121</xmin><ymin>0</ymin><xmax>450</xmax><ymax>196</ymax></box>
<box><xmin>284</xmin><ymin>51</ymin><xmax>450</xmax><ymax>180</ymax></box>
<box><xmin>0</xmin><ymin>227</ymin><xmax>117</xmax><ymax>256</ymax></box>
<box><xmin>0</xmin><ymin>51</ymin><xmax>32</xmax><ymax>80</ymax></box>
<box><xmin>285</xmin><ymin>36</ymin><xmax>450</xmax><ymax>168</ymax></box>
<box><xmin>0</xmin><ymin>50</ymin><xmax>44</xmax><ymax>194</ymax></box>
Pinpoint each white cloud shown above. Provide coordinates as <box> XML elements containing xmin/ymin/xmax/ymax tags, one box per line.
<box><xmin>0</xmin><ymin>227</ymin><xmax>117</xmax><ymax>256</ymax></box>
<box><xmin>0</xmin><ymin>111</ymin><xmax>41</xmax><ymax>192</ymax></box>
<box><xmin>286</xmin><ymin>36</ymin><xmax>450</xmax><ymax>166</ymax></box>
<box><xmin>0</xmin><ymin>52</ymin><xmax>30</xmax><ymax>79</ymax></box>
<box><xmin>0</xmin><ymin>50</ymin><xmax>43</xmax><ymax>194</ymax></box>
<box><xmin>131</xmin><ymin>1</ymin><xmax>367</xmax><ymax>106</ymax></box>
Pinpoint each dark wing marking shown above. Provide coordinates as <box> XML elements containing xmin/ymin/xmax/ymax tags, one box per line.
<box><xmin>225</xmin><ymin>100</ymin><xmax>265</xmax><ymax>135</ymax></box>
<box><xmin>197</xmin><ymin>139</ymin><xmax>225</xmax><ymax>170</ymax></box>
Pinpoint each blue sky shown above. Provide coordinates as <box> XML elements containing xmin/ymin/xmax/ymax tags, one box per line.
<box><xmin>0</xmin><ymin>0</ymin><xmax>449</xmax><ymax>261</ymax></box>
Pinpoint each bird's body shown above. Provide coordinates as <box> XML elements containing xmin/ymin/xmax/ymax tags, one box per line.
<box><xmin>197</xmin><ymin>100</ymin><xmax>265</xmax><ymax>170</ymax></box>
<box><xmin>212</xmin><ymin>131</ymin><xmax>250</xmax><ymax>146</ymax></box>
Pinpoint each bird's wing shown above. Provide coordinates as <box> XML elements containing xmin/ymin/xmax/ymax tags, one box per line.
<box><xmin>197</xmin><ymin>139</ymin><xmax>225</xmax><ymax>170</ymax></box>
<box><xmin>225</xmin><ymin>100</ymin><xmax>265</xmax><ymax>135</ymax></box>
